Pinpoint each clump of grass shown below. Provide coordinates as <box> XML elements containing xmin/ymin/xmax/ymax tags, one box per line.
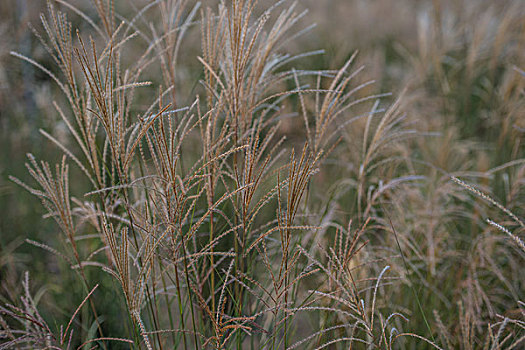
<box><xmin>1</xmin><ymin>0</ymin><xmax>524</xmax><ymax>349</ymax></box>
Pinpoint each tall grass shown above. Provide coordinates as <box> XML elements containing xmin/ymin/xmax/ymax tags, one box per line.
<box><xmin>1</xmin><ymin>0</ymin><xmax>524</xmax><ymax>349</ymax></box>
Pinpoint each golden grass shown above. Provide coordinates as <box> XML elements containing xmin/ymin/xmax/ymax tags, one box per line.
<box><xmin>1</xmin><ymin>0</ymin><xmax>524</xmax><ymax>349</ymax></box>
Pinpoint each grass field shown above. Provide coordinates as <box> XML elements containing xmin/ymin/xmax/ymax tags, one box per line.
<box><xmin>0</xmin><ymin>0</ymin><xmax>524</xmax><ymax>349</ymax></box>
